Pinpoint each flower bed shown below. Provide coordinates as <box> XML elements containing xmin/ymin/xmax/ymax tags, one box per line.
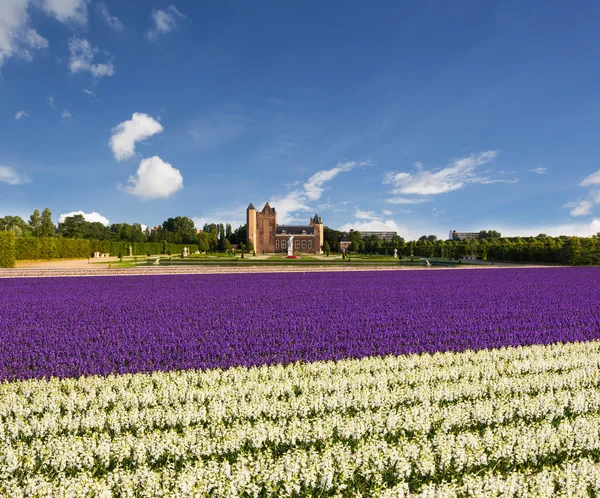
<box><xmin>0</xmin><ymin>268</ymin><xmax>599</xmax><ymax>381</ymax></box>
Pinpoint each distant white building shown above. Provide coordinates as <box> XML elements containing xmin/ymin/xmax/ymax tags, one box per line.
<box><xmin>350</xmin><ymin>230</ymin><xmax>397</xmax><ymax>241</ymax></box>
<box><xmin>449</xmin><ymin>230</ymin><xmax>480</xmax><ymax>241</ymax></box>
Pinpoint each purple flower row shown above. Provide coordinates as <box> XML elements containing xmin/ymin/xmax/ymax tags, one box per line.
<box><xmin>1</xmin><ymin>268</ymin><xmax>599</xmax><ymax>381</ymax></box>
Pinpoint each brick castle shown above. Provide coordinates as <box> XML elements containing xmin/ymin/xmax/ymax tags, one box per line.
<box><xmin>247</xmin><ymin>203</ymin><xmax>324</xmax><ymax>254</ymax></box>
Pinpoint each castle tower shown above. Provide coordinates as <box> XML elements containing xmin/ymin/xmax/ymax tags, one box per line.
<box><xmin>310</xmin><ymin>212</ymin><xmax>324</xmax><ymax>254</ymax></box>
<box><xmin>247</xmin><ymin>203</ymin><xmax>257</xmax><ymax>252</ymax></box>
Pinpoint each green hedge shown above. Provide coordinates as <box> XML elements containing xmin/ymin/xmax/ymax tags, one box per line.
<box><xmin>0</xmin><ymin>231</ymin><xmax>17</xmax><ymax>268</ymax></box>
<box><xmin>14</xmin><ymin>238</ymin><xmax>198</xmax><ymax>260</ymax></box>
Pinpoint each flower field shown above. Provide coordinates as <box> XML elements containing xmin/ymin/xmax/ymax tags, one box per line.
<box><xmin>1</xmin><ymin>268</ymin><xmax>600</xmax><ymax>496</ymax></box>
<box><xmin>2</xmin><ymin>341</ymin><xmax>600</xmax><ymax>496</ymax></box>
<box><xmin>1</xmin><ymin>268</ymin><xmax>599</xmax><ymax>381</ymax></box>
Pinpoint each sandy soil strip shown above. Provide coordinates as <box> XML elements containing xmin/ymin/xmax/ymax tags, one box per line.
<box><xmin>0</xmin><ymin>263</ymin><xmax>553</xmax><ymax>279</ymax></box>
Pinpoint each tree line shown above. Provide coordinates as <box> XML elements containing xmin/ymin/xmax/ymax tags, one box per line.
<box><xmin>3</xmin><ymin>210</ymin><xmax>600</xmax><ymax>264</ymax></box>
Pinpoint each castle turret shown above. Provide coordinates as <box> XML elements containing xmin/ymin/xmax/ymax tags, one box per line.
<box><xmin>310</xmin><ymin>212</ymin><xmax>324</xmax><ymax>254</ymax></box>
<box><xmin>247</xmin><ymin>203</ymin><xmax>257</xmax><ymax>252</ymax></box>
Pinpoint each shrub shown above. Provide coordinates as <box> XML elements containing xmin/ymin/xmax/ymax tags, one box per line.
<box><xmin>0</xmin><ymin>231</ymin><xmax>16</xmax><ymax>268</ymax></box>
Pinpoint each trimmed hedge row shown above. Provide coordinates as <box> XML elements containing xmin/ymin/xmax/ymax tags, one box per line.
<box><xmin>0</xmin><ymin>232</ymin><xmax>16</xmax><ymax>268</ymax></box>
<box><xmin>14</xmin><ymin>238</ymin><xmax>198</xmax><ymax>260</ymax></box>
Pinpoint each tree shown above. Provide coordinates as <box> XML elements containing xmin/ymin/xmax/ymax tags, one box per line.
<box><xmin>225</xmin><ymin>223</ymin><xmax>232</xmax><ymax>240</ymax></box>
<box><xmin>1</xmin><ymin>216</ymin><xmax>31</xmax><ymax>236</ymax></box>
<box><xmin>247</xmin><ymin>239</ymin><xmax>254</xmax><ymax>252</ymax></box>
<box><xmin>223</xmin><ymin>239</ymin><xmax>231</xmax><ymax>251</ymax></box>
<box><xmin>161</xmin><ymin>216</ymin><xmax>197</xmax><ymax>244</ymax></box>
<box><xmin>29</xmin><ymin>209</ymin><xmax>41</xmax><ymax>236</ymax></box>
<box><xmin>58</xmin><ymin>215</ymin><xmax>87</xmax><ymax>239</ymax></box>
<box><xmin>323</xmin><ymin>240</ymin><xmax>331</xmax><ymax>256</ymax></box>
<box><xmin>39</xmin><ymin>208</ymin><xmax>55</xmax><ymax>237</ymax></box>
<box><xmin>323</xmin><ymin>226</ymin><xmax>342</xmax><ymax>252</ymax></box>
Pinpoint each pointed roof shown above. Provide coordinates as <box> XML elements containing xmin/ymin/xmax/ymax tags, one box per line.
<box><xmin>247</xmin><ymin>202</ymin><xmax>256</xmax><ymax>210</ymax></box>
<box><xmin>261</xmin><ymin>202</ymin><xmax>275</xmax><ymax>213</ymax></box>
<box><xmin>312</xmin><ymin>212</ymin><xmax>322</xmax><ymax>224</ymax></box>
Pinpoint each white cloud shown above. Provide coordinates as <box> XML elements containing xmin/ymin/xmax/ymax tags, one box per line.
<box><xmin>498</xmin><ymin>219</ymin><xmax>600</xmax><ymax>238</ymax></box>
<box><xmin>147</xmin><ymin>5</ymin><xmax>185</xmax><ymax>40</ymax></box>
<box><xmin>14</xmin><ymin>110</ymin><xmax>30</xmax><ymax>119</ymax></box>
<box><xmin>83</xmin><ymin>88</ymin><xmax>95</xmax><ymax>97</ymax></box>
<box><xmin>0</xmin><ymin>165</ymin><xmax>30</xmax><ymax>185</ymax></box>
<box><xmin>529</xmin><ymin>167</ymin><xmax>548</xmax><ymax>174</ymax></box>
<box><xmin>338</xmin><ymin>218</ymin><xmax>404</xmax><ymax>234</ymax></box>
<box><xmin>564</xmin><ymin>199</ymin><xmax>593</xmax><ymax>217</ymax></box>
<box><xmin>192</xmin><ymin>206</ymin><xmax>247</xmax><ymax>231</ymax></box>
<box><xmin>383</xmin><ymin>151</ymin><xmax>512</xmax><ymax>196</ymax></box>
<box><xmin>109</xmin><ymin>113</ymin><xmax>163</xmax><ymax>161</ymax></box>
<box><xmin>385</xmin><ymin>197</ymin><xmax>430</xmax><ymax>205</ymax></box>
<box><xmin>267</xmin><ymin>161</ymin><xmax>368</xmax><ymax>223</ymax></box>
<box><xmin>59</xmin><ymin>210</ymin><xmax>109</xmax><ymax>225</ymax></box>
<box><xmin>121</xmin><ymin>156</ymin><xmax>183</xmax><ymax>200</ymax></box>
<box><xmin>337</xmin><ymin>207</ymin><xmax>405</xmax><ymax>237</ymax></box>
<box><xmin>61</xmin><ymin>108</ymin><xmax>72</xmax><ymax>119</ymax></box>
<box><xmin>40</xmin><ymin>0</ymin><xmax>88</xmax><ymax>24</ymax></box>
<box><xmin>68</xmin><ymin>38</ymin><xmax>115</xmax><ymax>78</ymax></box>
<box><xmin>581</xmin><ymin>170</ymin><xmax>600</xmax><ymax>187</ymax></box>
<box><xmin>0</xmin><ymin>0</ymin><xmax>48</xmax><ymax>68</ymax></box>
<box><xmin>304</xmin><ymin>161</ymin><xmax>366</xmax><ymax>201</ymax></box>
<box><xmin>97</xmin><ymin>2</ymin><xmax>123</xmax><ymax>31</ymax></box>
<box><xmin>269</xmin><ymin>191</ymin><xmax>313</xmax><ymax>224</ymax></box>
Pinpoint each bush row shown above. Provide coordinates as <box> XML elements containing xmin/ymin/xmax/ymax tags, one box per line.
<box><xmin>0</xmin><ymin>231</ymin><xmax>16</xmax><ymax>268</ymax></box>
<box><xmin>14</xmin><ymin>238</ymin><xmax>198</xmax><ymax>260</ymax></box>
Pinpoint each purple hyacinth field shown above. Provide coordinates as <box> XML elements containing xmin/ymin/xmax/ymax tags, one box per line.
<box><xmin>1</xmin><ymin>268</ymin><xmax>600</xmax><ymax>381</ymax></box>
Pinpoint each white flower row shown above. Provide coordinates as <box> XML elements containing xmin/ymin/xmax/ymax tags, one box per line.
<box><xmin>1</xmin><ymin>340</ymin><xmax>600</xmax><ymax>496</ymax></box>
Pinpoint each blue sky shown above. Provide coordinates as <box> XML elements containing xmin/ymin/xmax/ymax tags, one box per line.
<box><xmin>1</xmin><ymin>0</ymin><xmax>600</xmax><ymax>240</ymax></box>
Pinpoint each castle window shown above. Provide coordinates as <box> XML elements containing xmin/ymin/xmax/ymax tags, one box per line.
<box><xmin>282</xmin><ymin>229</ymin><xmax>286</xmax><ymax>234</ymax></box>
<box><xmin>282</xmin><ymin>240</ymin><xmax>286</xmax><ymax>249</ymax></box>
<box><xmin>308</xmin><ymin>240</ymin><xmax>312</xmax><ymax>249</ymax></box>
<box><xmin>269</xmin><ymin>225</ymin><xmax>272</xmax><ymax>232</ymax></box>
<box><xmin>302</xmin><ymin>240</ymin><xmax>307</xmax><ymax>249</ymax></box>
<box><xmin>295</xmin><ymin>240</ymin><xmax>300</xmax><ymax>249</ymax></box>
<box><xmin>276</xmin><ymin>240</ymin><xmax>279</xmax><ymax>249</ymax></box>
<box><xmin>302</xmin><ymin>230</ymin><xmax>306</xmax><ymax>234</ymax></box>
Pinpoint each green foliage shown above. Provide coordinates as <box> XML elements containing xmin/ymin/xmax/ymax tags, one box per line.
<box><xmin>0</xmin><ymin>231</ymin><xmax>16</xmax><ymax>268</ymax></box>
<box><xmin>39</xmin><ymin>208</ymin><xmax>55</xmax><ymax>238</ymax></box>
<box><xmin>0</xmin><ymin>215</ymin><xmax>31</xmax><ymax>237</ymax></box>
<box><xmin>247</xmin><ymin>240</ymin><xmax>254</xmax><ymax>252</ymax></box>
<box><xmin>323</xmin><ymin>240</ymin><xmax>331</xmax><ymax>256</ymax></box>
<box><xmin>14</xmin><ymin>238</ymin><xmax>197</xmax><ymax>260</ymax></box>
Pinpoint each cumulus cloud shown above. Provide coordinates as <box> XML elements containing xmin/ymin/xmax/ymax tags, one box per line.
<box><xmin>383</xmin><ymin>151</ymin><xmax>515</xmax><ymax>196</ymax></box>
<box><xmin>0</xmin><ymin>1</ymin><xmax>48</xmax><ymax>68</ymax></box>
<box><xmin>59</xmin><ymin>210</ymin><xmax>109</xmax><ymax>225</ymax></box>
<box><xmin>97</xmin><ymin>2</ymin><xmax>123</xmax><ymax>31</ymax></box>
<box><xmin>15</xmin><ymin>110</ymin><xmax>30</xmax><ymax>119</ymax></box>
<box><xmin>147</xmin><ymin>5</ymin><xmax>185</xmax><ymax>40</ymax></box>
<box><xmin>0</xmin><ymin>165</ymin><xmax>30</xmax><ymax>185</ymax></box>
<box><xmin>109</xmin><ymin>113</ymin><xmax>163</xmax><ymax>161</ymax></box>
<box><xmin>121</xmin><ymin>156</ymin><xmax>183</xmax><ymax>200</ymax></box>
<box><xmin>581</xmin><ymin>170</ymin><xmax>600</xmax><ymax>187</ymax></box>
<box><xmin>69</xmin><ymin>38</ymin><xmax>115</xmax><ymax>78</ymax></box>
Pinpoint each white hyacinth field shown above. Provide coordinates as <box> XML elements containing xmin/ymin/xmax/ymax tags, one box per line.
<box><xmin>2</xmin><ymin>340</ymin><xmax>600</xmax><ymax>497</ymax></box>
